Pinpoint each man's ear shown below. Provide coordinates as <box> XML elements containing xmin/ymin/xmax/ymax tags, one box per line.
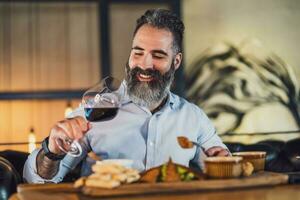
<box><xmin>174</xmin><ymin>53</ymin><xmax>182</xmax><ymax>70</ymax></box>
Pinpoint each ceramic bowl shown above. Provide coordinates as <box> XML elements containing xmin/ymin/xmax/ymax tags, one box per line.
<box><xmin>232</xmin><ymin>151</ymin><xmax>266</xmax><ymax>172</ymax></box>
<box><xmin>204</xmin><ymin>156</ymin><xmax>243</xmax><ymax>178</ymax></box>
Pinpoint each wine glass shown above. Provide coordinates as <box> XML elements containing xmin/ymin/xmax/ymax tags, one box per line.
<box><xmin>82</xmin><ymin>76</ymin><xmax>122</xmax><ymax>122</ymax></box>
<box><xmin>55</xmin><ymin>76</ymin><xmax>123</xmax><ymax>157</ymax></box>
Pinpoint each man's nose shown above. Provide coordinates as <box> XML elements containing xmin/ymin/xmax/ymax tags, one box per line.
<box><xmin>139</xmin><ymin>54</ymin><xmax>153</xmax><ymax>70</ymax></box>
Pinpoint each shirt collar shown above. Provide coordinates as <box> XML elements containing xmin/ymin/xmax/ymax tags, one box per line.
<box><xmin>120</xmin><ymin>80</ymin><xmax>131</xmax><ymax>105</ymax></box>
<box><xmin>166</xmin><ymin>91</ymin><xmax>176</xmax><ymax>110</ymax></box>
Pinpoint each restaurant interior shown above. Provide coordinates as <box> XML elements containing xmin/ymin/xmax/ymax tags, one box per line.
<box><xmin>0</xmin><ymin>0</ymin><xmax>300</xmax><ymax>200</ymax></box>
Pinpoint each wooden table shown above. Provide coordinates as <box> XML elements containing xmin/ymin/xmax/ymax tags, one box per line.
<box><xmin>9</xmin><ymin>184</ymin><xmax>300</xmax><ymax>200</ymax></box>
<box><xmin>9</xmin><ymin>172</ymin><xmax>299</xmax><ymax>200</ymax></box>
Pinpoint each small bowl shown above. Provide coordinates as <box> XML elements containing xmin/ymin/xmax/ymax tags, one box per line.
<box><xmin>96</xmin><ymin>159</ymin><xmax>134</xmax><ymax>168</ymax></box>
<box><xmin>204</xmin><ymin>156</ymin><xmax>243</xmax><ymax>179</ymax></box>
<box><xmin>232</xmin><ymin>151</ymin><xmax>266</xmax><ymax>172</ymax></box>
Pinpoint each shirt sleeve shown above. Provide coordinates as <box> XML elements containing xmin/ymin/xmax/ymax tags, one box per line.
<box><xmin>190</xmin><ymin>106</ymin><xmax>229</xmax><ymax>169</ymax></box>
<box><xmin>196</xmin><ymin>108</ymin><xmax>228</xmax><ymax>151</ymax></box>
<box><xmin>23</xmin><ymin>147</ymin><xmax>87</xmax><ymax>183</ymax></box>
<box><xmin>23</xmin><ymin>108</ymin><xmax>89</xmax><ymax>183</ymax></box>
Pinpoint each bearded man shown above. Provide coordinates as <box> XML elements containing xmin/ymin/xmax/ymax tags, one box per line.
<box><xmin>23</xmin><ymin>9</ymin><xmax>229</xmax><ymax>183</ymax></box>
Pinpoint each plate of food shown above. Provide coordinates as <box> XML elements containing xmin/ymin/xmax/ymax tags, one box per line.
<box><xmin>73</xmin><ymin>158</ymin><xmax>288</xmax><ymax>197</ymax></box>
<box><xmin>72</xmin><ymin>136</ymin><xmax>287</xmax><ymax>197</ymax></box>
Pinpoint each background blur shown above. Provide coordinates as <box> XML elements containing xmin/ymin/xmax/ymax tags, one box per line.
<box><xmin>0</xmin><ymin>0</ymin><xmax>299</xmax><ymax>152</ymax></box>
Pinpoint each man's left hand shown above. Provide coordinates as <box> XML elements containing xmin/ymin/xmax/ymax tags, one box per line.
<box><xmin>205</xmin><ymin>146</ymin><xmax>230</xmax><ymax>157</ymax></box>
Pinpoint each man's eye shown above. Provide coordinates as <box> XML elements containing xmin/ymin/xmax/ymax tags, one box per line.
<box><xmin>153</xmin><ymin>54</ymin><xmax>165</xmax><ymax>59</ymax></box>
<box><xmin>134</xmin><ymin>52</ymin><xmax>143</xmax><ymax>56</ymax></box>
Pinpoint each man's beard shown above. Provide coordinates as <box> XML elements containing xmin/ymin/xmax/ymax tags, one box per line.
<box><xmin>125</xmin><ymin>62</ymin><xmax>175</xmax><ymax>108</ymax></box>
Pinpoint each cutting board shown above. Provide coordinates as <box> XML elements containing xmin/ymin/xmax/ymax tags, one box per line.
<box><xmin>17</xmin><ymin>172</ymin><xmax>288</xmax><ymax>197</ymax></box>
<box><xmin>82</xmin><ymin>171</ymin><xmax>288</xmax><ymax>197</ymax></box>
<box><xmin>17</xmin><ymin>183</ymin><xmax>77</xmax><ymax>193</ymax></box>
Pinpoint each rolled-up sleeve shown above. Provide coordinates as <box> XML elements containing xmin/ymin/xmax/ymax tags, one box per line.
<box><xmin>23</xmin><ymin>108</ymin><xmax>88</xmax><ymax>183</ymax></box>
<box><xmin>23</xmin><ymin>148</ymin><xmax>85</xmax><ymax>183</ymax></box>
<box><xmin>190</xmin><ymin>107</ymin><xmax>229</xmax><ymax>169</ymax></box>
<box><xmin>196</xmin><ymin>109</ymin><xmax>228</xmax><ymax>151</ymax></box>
<box><xmin>23</xmin><ymin>148</ymin><xmax>46</xmax><ymax>183</ymax></box>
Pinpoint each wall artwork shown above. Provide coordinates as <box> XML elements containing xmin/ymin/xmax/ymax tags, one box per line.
<box><xmin>186</xmin><ymin>39</ymin><xmax>300</xmax><ymax>143</ymax></box>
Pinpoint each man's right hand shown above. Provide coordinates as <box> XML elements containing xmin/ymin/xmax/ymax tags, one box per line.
<box><xmin>48</xmin><ymin>116</ymin><xmax>91</xmax><ymax>155</ymax></box>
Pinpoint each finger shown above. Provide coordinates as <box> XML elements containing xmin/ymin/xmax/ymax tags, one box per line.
<box><xmin>205</xmin><ymin>146</ymin><xmax>224</xmax><ymax>157</ymax></box>
<box><xmin>88</xmin><ymin>122</ymin><xmax>92</xmax><ymax>129</ymax></box>
<box><xmin>205</xmin><ymin>147</ymin><xmax>216</xmax><ymax>156</ymax></box>
<box><xmin>69</xmin><ymin>118</ymin><xmax>84</xmax><ymax>140</ymax></box>
<box><xmin>56</xmin><ymin>120</ymin><xmax>75</xmax><ymax>139</ymax></box>
<box><xmin>49</xmin><ymin>125</ymin><xmax>70</xmax><ymax>154</ymax></box>
<box><xmin>73</xmin><ymin>116</ymin><xmax>90</xmax><ymax>133</ymax></box>
<box><xmin>215</xmin><ymin>149</ymin><xmax>230</xmax><ymax>157</ymax></box>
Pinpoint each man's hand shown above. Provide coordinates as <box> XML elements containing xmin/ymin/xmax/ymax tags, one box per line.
<box><xmin>205</xmin><ymin>146</ymin><xmax>230</xmax><ymax>157</ymax></box>
<box><xmin>48</xmin><ymin>116</ymin><xmax>91</xmax><ymax>155</ymax></box>
<box><xmin>37</xmin><ymin>116</ymin><xmax>91</xmax><ymax>179</ymax></box>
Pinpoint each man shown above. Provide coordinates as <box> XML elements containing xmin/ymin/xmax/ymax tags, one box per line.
<box><xmin>23</xmin><ymin>9</ymin><xmax>229</xmax><ymax>183</ymax></box>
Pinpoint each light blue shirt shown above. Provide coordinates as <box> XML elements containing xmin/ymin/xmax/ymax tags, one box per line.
<box><xmin>23</xmin><ymin>83</ymin><xmax>227</xmax><ymax>183</ymax></box>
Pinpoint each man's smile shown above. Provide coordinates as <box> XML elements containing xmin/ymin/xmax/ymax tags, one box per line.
<box><xmin>137</xmin><ymin>73</ymin><xmax>154</xmax><ymax>82</ymax></box>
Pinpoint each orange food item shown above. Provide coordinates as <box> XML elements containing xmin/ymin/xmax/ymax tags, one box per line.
<box><xmin>140</xmin><ymin>159</ymin><xmax>204</xmax><ymax>183</ymax></box>
<box><xmin>164</xmin><ymin>159</ymin><xmax>181</xmax><ymax>182</ymax></box>
<box><xmin>139</xmin><ymin>167</ymin><xmax>160</xmax><ymax>183</ymax></box>
<box><xmin>177</xmin><ymin>136</ymin><xmax>194</xmax><ymax>149</ymax></box>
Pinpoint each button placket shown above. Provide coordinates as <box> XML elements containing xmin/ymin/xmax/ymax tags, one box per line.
<box><xmin>145</xmin><ymin>116</ymin><xmax>157</xmax><ymax>169</ymax></box>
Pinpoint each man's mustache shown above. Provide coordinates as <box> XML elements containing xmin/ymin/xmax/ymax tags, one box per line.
<box><xmin>129</xmin><ymin>66</ymin><xmax>164</xmax><ymax>81</ymax></box>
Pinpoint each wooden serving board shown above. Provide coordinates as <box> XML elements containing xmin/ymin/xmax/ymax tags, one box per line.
<box><xmin>17</xmin><ymin>183</ymin><xmax>77</xmax><ymax>193</ymax></box>
<box><xmin>82</xmin><ymin>171</ymin><xmax>288</xmax><ymax>197</ymax></box>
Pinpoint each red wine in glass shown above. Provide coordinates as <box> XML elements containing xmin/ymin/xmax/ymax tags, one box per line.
<box><xmin>55</xmin><ymin>76</ymin><xmax>123</xmax><ymax>157</ymax></box>
<box><xmin>84</xmin><ymin>107</ymin><xmax>118</xmax><ymax>122</ymax></box>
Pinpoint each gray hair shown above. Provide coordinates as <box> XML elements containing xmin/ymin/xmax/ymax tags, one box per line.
<box><xmin>133</xmin><ymin>8</ymin><xmax>184</xmax><ymax>54</ymax></box>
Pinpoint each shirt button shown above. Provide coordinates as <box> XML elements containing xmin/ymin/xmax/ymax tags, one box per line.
<box><xmin>149</xmin><ymin>142</ymin><xmax>154</xmax><ymax>146</ymax></box>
